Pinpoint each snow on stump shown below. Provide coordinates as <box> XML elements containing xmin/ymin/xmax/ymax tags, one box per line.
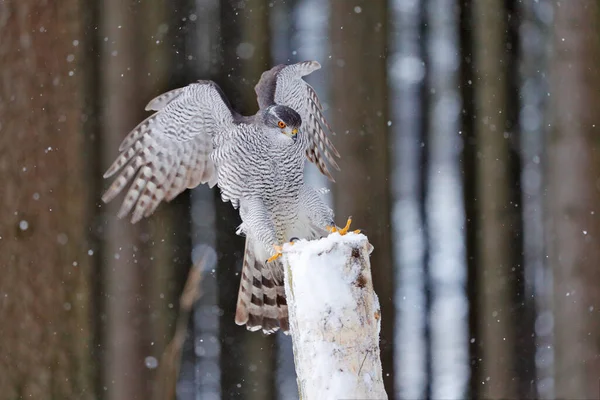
<box><xmin>282</xmin><ymin>232</ymin><xmax>388</xmax><ymax>400</ymax></box>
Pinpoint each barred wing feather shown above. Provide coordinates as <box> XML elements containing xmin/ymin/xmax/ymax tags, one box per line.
<box><xmin>102</xmin><ymin>81</ymin><xmax>235</xmax><ymax>223</ymax></box>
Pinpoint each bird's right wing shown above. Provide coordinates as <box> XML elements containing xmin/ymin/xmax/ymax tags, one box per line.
<box><xmin>102</xmin><ymin>81</ymin><xmax>236</xmax><ymax>223</ymax></box>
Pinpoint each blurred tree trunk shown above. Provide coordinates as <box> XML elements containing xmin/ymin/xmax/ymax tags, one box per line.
<box><xmin>329</xmin><ymin>1</ymin><xmax>395</xmax><ymax>397</ymax></box>
<box><xmin>472</xmin><ymin>0</ymin><xmax>517</xmax><ymax>396</ymax></box>
<box><xmin>458</xmin><ymin>1</ymin><xmax>478</xmax><ymax>398</ymax></box>
<box><xmin>517</xmin><ymin>2</ymin><xmax>552</xmax><ymax>399</ymax></box>
<box><xmin>98</xmin><ymin>1</ymin><xmax>191</xmax><ymax>399</ymax></box>
<box><xmin>505</xmin><ymin>2</ymin><xmax>537</xmax><ymax>395</ymax></box>
<box><xmin>548</xmin><ymin>1</ymin><xmax>600</xmax><ymax>398</ymax></box>
<box><xmin>81</xmin><ymin>0</ymin><xmax>104</xmax><ymax>396</ymax></box>
<box><xmin>99</xmin><ymin>1</ymin><xmax>154</xmax><ymax>399</ymax></box>
<box><xmin>461</xmin><ymin>0</ymin><xmax>535</xmax><ymax>397</ymax></box>
<box><xmin>462</xmin><ymin>0</ymin><xmax>534</xmax><ymax>397</ymax></box>
<box><xmin>217</xmin><ymin>1</ymin><xmax>277</xmax><ymax>399</ymax></box>
<box><xmin>0</xmin><ymin>1</ymin><xmax>95</xmax><ymax>399</ymax></box>
<box><xmin>418</xmin><ymin>2</ymin><xmax>432</xmax><ymax>398</ymax></box>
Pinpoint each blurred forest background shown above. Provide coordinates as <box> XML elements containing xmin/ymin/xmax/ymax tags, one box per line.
<box><xmin>1</xmin><ymin>0</ymin><xmax>599</xmax><ymax>399</ymax></box>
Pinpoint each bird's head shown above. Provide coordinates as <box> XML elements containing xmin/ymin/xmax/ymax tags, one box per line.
<box><xmin>263</xmin><ymin>105</ymin><xmax>301</xmax><ymax>142</ymax></box>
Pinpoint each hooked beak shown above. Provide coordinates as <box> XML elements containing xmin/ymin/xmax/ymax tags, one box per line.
<box><xmin>282</xmin><ymin>127</ymin><xmax>299</xmax><ymax>142</ymax></box>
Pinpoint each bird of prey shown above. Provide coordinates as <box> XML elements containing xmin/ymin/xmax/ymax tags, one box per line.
<box><xmin>102</xmin><ymin>61</ymin><xmax>355</xmax><ymax>334</ymax></box>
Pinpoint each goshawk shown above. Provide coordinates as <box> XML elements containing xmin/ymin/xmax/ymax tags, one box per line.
<box><xmin>102</xmin><ymin>61</ymin><xmax>354</xmax><ymax>334</ymax></box>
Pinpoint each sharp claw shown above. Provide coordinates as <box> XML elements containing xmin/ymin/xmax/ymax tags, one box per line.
<box><xmin>327</xmin><ymin>217</ymin><xmax>357</xmax><ymax>236</ymax></box>
<box><xmin>338</xmin><ymin>217</ymin><xmax>353</xmax><ymax>235</ymax></box>
<box><xmin>267</xmin><ymin>244</ymin><xmax>283</xmax><ymax>263</ymax></box>
<box><xmin>267</xmin><ymin>253</ymin><xmax>282</xmax><ymax>263</ymax></box>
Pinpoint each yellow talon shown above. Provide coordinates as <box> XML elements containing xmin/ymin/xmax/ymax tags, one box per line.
<box><xmin>267</xmin><ymin>253</ymin><xmax>282</xmax><ymax>263</ymax></box>
<box><xmin>327</xmin><ymin>217</ymin><xmax>358</xmax><ymax>236</ymax></box>
<box><xmin>338</xmin><ymin>217</ymin><xmax>353</xmax><ymax>235</ymax></box>
<box><xmin>267</xmin><ymin>245</ymin><xmax>283</xmax><ymax>263</ymax></box>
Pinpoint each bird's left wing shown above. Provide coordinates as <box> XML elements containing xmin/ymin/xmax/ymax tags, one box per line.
<box><xmin>254</xmin><ymin>61</ymin><xmax>341</xmax><ymax>181</ymax></box>
<box><xmin>102</xmin><ymin>81</ymin><xmax>237</xmax><ymax>223</ymax></box>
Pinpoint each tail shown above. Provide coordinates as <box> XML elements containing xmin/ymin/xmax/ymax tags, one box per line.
<box><xmin>235</xmin><ymin>238</ymin><xmax>289</xmax><ymax>334</ymax></box>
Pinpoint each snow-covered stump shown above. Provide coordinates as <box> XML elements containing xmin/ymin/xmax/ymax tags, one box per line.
<box><xmin>282</xmin><ymin>232</ymin><xmax>388</xmax><ymax>400</ymax></box>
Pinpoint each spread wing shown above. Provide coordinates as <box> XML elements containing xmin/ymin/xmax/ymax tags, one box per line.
<box><xmin>254</xmin><ymin>61</ymin><xmax>341</xmax><ymax>181</ymax></box>
<box><xmin>102</xmin><ymin>81</ymin><xmax>237</xmax><ymax>223</ymax></box>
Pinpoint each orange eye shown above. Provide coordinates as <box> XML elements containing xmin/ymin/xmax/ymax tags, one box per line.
<box><xmin>278</xmin><ymin>121</ymin><xmax>286</xmax><ymax>129</ymax></box>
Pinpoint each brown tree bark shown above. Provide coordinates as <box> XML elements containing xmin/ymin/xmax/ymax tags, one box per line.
<box><xmin>329</xmin><ymin>1</ymin><xmax>395</xmax><ymax>397</ymax></box>
<box><xmin>548</xmin><ymin>1</ymin><xmax>600</xmax><ymax>398</ymax></box>
<box><xmin>0</xmin><ymin>1</ymin><xmax>94</xmax><ymax>399</ymax></box>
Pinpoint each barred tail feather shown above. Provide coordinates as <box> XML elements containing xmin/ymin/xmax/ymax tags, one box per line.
<box><xmin>235</xmin><ymin>238</ymin><xmax>288</xmax><ymax>334</ymax></box>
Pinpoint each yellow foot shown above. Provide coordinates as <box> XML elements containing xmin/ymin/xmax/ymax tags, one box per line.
<box><xmin>267</xmin><ymin>245</ymin><xmax>283</xmax><ymax>263</ymax></box>
<box><xmin>266</xmin><ymin>241</ymin><xmax>296</xmax><ymax>263</ymax></box>
<box><xmin>327</xmin><ymin>217</ymin><xmax>361</xmax><ymax>236</ymax></box>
